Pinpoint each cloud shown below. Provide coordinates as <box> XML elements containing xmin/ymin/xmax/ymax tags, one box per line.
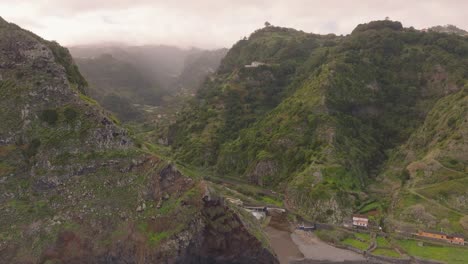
<box><xmin>0</xmin><ymin>0</ymin><xmax>466</xmax><ymax>48</ymax></box>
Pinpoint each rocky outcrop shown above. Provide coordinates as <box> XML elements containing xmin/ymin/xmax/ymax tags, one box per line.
<box><xmin>150</xmin><ymin>164</ymin><xmax>194</xmax><ymax>202</ymax></box>
<box><xmin>178</xmin><ymin>189</ymin><xmax>278</xmax><ymax>264</ymax></box>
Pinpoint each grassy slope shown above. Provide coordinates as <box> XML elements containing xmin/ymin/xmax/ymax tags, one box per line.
<box><xmin>396</xmin><ymin>239</ymin><xmax>468</xmax><ymax>264</ymax></box>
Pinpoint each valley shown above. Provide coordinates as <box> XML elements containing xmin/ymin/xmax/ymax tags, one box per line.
<box><xmin>0</xmin><ymin>13</ymin><xmax>467</xmax><ymax>264</ymax></box>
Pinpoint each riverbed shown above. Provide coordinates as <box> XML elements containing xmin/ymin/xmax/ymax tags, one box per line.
<box><xmin>264</xmin><ymin>213</ymin><xmax>365</xmax><ymax>264</ymax></box>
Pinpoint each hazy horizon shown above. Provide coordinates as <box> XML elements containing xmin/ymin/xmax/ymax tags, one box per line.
<box><xmin>1</xmin><ymin>0</ymin><xmax>467</xmax><ymax>49</ymax></box>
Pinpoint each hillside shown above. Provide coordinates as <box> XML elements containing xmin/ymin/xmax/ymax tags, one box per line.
<box><xmin>167</xmin><ymin>20</ymin><xmax>468</xmax><ymax>233</ymax></box>
<box><xmin>0</xmin><ymin>17</ymin><xmax>277</xmax><ymax>263</ymax></box>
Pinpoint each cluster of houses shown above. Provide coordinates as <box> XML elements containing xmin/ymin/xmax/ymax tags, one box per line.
<box><xmin>351</xmin><ymin>214</ymin><xmax>465</xmax><ymax>246</ymax></box>
<box><xmin>224</xmin><ymin>198</ymin><xmax>466</xmax><ymax>246</ymax></box>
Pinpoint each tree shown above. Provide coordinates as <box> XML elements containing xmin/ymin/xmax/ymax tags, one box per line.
<box><xmin>264</xmin><ymin>21</ymin><xmax>271</xmax><ymax>27</ymax></box>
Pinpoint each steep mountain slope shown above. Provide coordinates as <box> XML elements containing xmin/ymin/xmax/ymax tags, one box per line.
<box><xmin>168</xmin><ymin>21</ymin><xmax>468</xmax><ymax>227</ymax></box>
<box><xmin>0</xmin><ymin>17</ymin><xmax>277</xmax><ymax>264</ymax></box>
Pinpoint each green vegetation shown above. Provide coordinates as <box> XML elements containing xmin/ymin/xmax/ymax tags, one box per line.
<box><xmin>261</xmin><ymin>196</ymin><xmax>283</xmax><ymax>207</ymax></box>
<box><xmin>372</xmin><ymin>248</ymin><xmax>402</xmax><ymax>258</ymax></box>
<box><xmin>47</xmin><ymin>41</ymin><xmax>88</xmax><ymax>93</ymax></box>
<box><xmin>63</xmin><ymin>107</ymin><xmax>78</xmax><ymax>122</ymax></box>
<box><xmin>315</xmin><ymin>229</ymin><xmax>344</xmax><ymax>244</ymax></box>
<box><xmin>376</xmin><ymin>236</ymin><xmax>391</xmax><ymax>247</ymax></box>
<box><xmin>342</xmin><ymin>237</ymin><xmax>369</xmax><ymax>251</ymax></box>
<box><xmin>40</xmin><ymin>109</ymin><xmax>59</xmax><ymax>125</ymax></box>
<box><xmin>148</xmin><ymin>231</ymin><xmax>169</xmax><ymax>246</ymax></box>
<box><xmin>79</xmin><ymin>93</ymin><xmax>99</xmax><ymax>105</ymax></box>
<box><xmin>359</xmin><ymin>201</ymin><xmax>382</xmax><ymax>214</ymax></box>
<box><xmin>1</xmin><ymin>15</ymin><xmax>467</xmax><ymax>263</ymax></box>
<box><xmin>396</xmin><ymin>239</ymin><xmax>468</xmax><ymax>264</ymax></box>
<box><xmin>0</xmin><ymin>16</ymin><xmax>279</xmax><ymax>264</ymax></box>
<box><xmin>168</xmin><ymin>20</ymin><xmax>468</xmax><ymax>224</ymax></box>
<box><xmin>340</xmin><ymin>232</ymin><xmax>371</xmax><ymax>251</ymax></box>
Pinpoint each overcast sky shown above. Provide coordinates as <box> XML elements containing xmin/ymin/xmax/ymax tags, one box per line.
<box><xmin>1</xmin><ymin>0</ymin><xmax>466</xmax><ymax>49</ymax></box>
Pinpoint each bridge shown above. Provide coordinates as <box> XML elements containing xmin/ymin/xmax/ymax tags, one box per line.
<box><xmin>243</xmin><ymin>206</ymin><xmax>286</xmax><ymax>213</ymax></box>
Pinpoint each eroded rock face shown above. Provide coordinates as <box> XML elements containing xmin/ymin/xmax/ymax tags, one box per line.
<box><xmin>181</xmin><ymin>195</ymin><xmax>278</xmax><ymax>264</ymax></box>
<box><xmin>150</xmin><ymin>164</ymin><xmax>194</xmax><ymax>201</ymax></box>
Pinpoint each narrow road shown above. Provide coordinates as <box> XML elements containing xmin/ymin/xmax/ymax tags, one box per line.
<box><xmin>407</xmin><ymin>188</ymin><xmax>466</xmax><ymax>217</ymax></box>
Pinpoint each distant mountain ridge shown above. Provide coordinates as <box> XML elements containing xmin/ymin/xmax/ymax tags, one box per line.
<box><xmin>69</xmin><ymin>44</ymin><xmax>227</xmax><ymax>91</ymax></box>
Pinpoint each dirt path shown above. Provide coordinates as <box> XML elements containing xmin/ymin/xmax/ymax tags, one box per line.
<box><xmin>408</xmin><ymin>188</ymin><xmax>465</xmax><ymax>216</ymax></box>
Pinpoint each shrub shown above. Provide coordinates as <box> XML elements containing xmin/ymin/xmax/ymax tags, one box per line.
<box><xmin>40</xmin><ymin>109</ymin><xmax>58</xmax><ymax>125</ymax></box>
<box><xmin>63</xmin><ymin>107</ymin><xmax>78</xmax><ymax>122</ymax></box>
<box><xmin>24</xmin><ymin>138</ymin><xmax>41</xmax><ymax>158</ymax></box>
<box><xmin>447</xmin><ymin>116</ymin><xmax>457</xmax><ymax>128</ymax></box>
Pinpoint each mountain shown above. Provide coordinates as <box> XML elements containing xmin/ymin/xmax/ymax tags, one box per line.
<box><xmin>0</xmin><ymin>17</ymin><xmax>276</xmax><ymax>263</ymax></box>
<box><xmin>168</xmin><ymin>20</ymin><xmax>468</xmax><ymax>235</ymax></box>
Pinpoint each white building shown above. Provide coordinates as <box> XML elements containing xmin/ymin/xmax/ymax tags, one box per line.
<box><xmin>352</xmin><ymin>215</ymin><xmax>369</xmax><ymax>228</ymax></box>
<box><xmin>245</xmin><ymin>61</ymin><xmax>267</xmax><ymax>68</ymax></box>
